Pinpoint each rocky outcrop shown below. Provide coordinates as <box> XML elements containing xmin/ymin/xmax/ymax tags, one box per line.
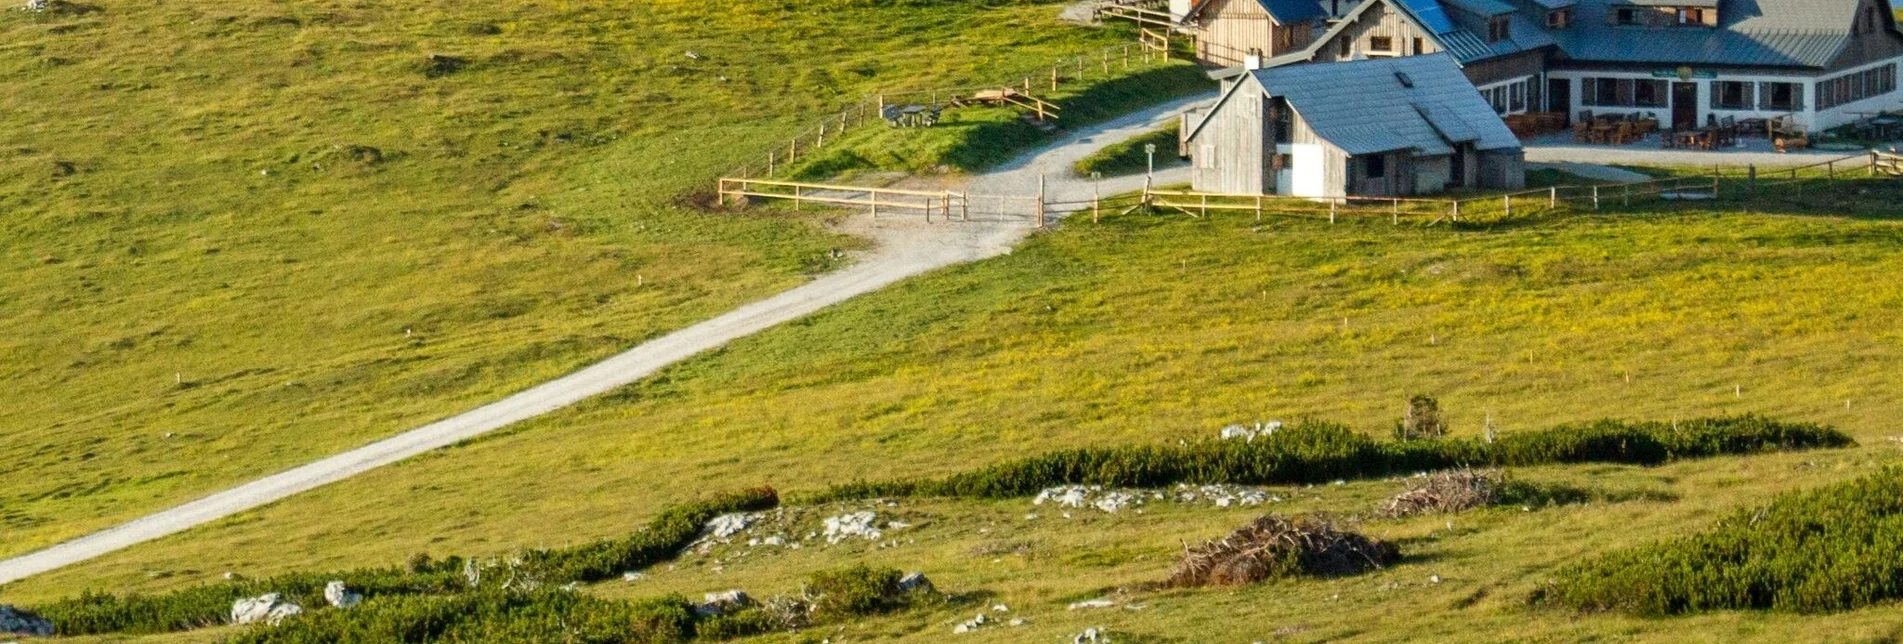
<box><xmin>0</xmin><ymin>605</ymin><xmax>54</xmax><ymax>637</ymax></box>
<box><xmin>323</xmin><ymin>581</ymin><xmax>363</xmax><ymax>609</ymax></box>
<box><xmin>231</xmin><ymin>593</ymin><xmax>303</xmax><ymax>626</ymax></box>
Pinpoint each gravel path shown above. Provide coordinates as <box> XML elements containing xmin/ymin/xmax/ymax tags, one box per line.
<box><xmin>0</xmin><ymin>94</ymin><xmax>1218</xmax><ymax>587</ymax></box>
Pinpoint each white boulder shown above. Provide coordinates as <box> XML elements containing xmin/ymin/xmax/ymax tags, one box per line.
<box><xmin>231</xmin><ymin>593</ymin><xmax>303</xmax><ymax>626</ymax></box>
<box><xmin>323</xmin><ymin>581</ymin><xmax>362</xmax><ymax>609</ymax></box>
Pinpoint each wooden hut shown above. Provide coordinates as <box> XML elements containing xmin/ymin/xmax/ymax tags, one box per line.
<box><xmin>1181</xmin><ymin>53</ymin><xmax>1526</xmax><ymax>197</ymax></box>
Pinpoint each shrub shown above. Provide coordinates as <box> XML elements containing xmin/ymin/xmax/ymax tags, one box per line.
<box><xmin>799</xmin><ymin>415</ymin><xmax>1849</xmax><ymax>505</ymax></box>
<box><xmin>804</xmin><ymin>565</ymin><xmax>908</xmax><ymax>622</ymax></box>
<box><xmin>1395</xmin><ymin>395</ymin><xmax>1446</xmax><ymax>441</ymax></box>
<box><xmin>1167</xmin><ymin>514</ymin><xmax>1399</xmax><ymax>587</ymax></box>
<box><xmin>1542</xmin><ymin>467</ymin><xmax>1903</xmax><ymax>615</ymax></box>
<box><xmin>36</xmin><ymin>488</ymin><xmax>777</xmax><ymax>636</ymax></box>
<box><xmin>230</xmin><ymin>590</ymin><xmax>697</xmax><ymax>644</ymax></box>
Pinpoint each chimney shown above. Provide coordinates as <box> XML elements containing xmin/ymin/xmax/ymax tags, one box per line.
<box><xmin>1244</xmin><ymin>53</ymin><xmax>1263</xmax><ymax>70</ymax></box>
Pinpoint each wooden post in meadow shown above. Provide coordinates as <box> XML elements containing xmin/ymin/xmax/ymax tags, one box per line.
<box><xmin>1036</xmin><ymin>174</ymin><xmax>1048</xmax><ymax>228</ymax></box>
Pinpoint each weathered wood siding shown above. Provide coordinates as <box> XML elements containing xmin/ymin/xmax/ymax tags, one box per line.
<box><xmin>1413</xmin><ymin>155</ymin><xmax>1452</xmax><ymax>193</ymax></box>
<box><xmin>1195</xmin><ymin>0</ymin><xmax>1314</xmax><ymax>67</ymax></box>
<box><xmin>1189</xmin><ymin>85</ymin><xmax>1269</xmax><ymax>194</ymax></box>
<box><xmin>1477</xmin><ymin>149</ymin><xmax>1527</xmax><ymax>190</ymax></box>
<box><xmin>1346</xmin><ymin>151</ymin><xmax>1418</xmax><ymax>197</ymax></box>
<box><xmin>1311</xmin><ymin>2</ymin><xmax>1441</xmax><ymax>62</ymax></box>
<box><xmin>1830</xmin><ymin>0</ymin><xmax>1903</xmax><ymax>70</ymax></box>
<box><xmin>1463</xmin><ymin>50</ymin><xmax>1547</xmax><ymax>87</ymax></box>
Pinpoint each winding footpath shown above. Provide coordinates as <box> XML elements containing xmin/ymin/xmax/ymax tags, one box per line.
<box><xmin>0</xmin><ymin>92</ymin><xmax>1218</xmax><ymax>587</ymax></box>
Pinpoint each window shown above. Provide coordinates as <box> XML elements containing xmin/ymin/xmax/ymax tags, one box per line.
<box><xmin>1761</xmin><ymin>82</ymin><xmax>1800</xmax><ymax>111</ymax></box>
<box><xmin>1338</xmin><ymin>37</ymin><xmax>1351</xmax><ymax>58</ymax></box>
<box><xmin>1817</xmin><ymin>63</ymin><xmax>1899</xmax><ymax>110</ymax></box>
<box><xmin>1712</xmin><ymin>81</ymin><xmax>1752</xmax><ymax>109</ymax></box>
<box><xmin>1581</xmin><ymin>77</ymin><xmax>1668</xmax><ymax>108</ymax></box>
<box><xmin>1676</xmin><ymin>7</ymin><xmax>1705</xmax><ymax>25</ymax></box>
<box><xmin>1547</xmin><ymin>8</ymin><xmax>1572</xmax><ymax>28</ymax></box>
<box><xmin>1413</xmin><ymin>37</ymin><xmax>1425</xmax><ymax>54</ymax></box>
<box><xmin>1614</xmin><ymin>7</ymin><xmax>1638</xmax><ymax>25</ymax></box>
<box><xmin>1272</xmin><ymin>104</ymin><xmax>1292</xmax><ymax>141</ymax></box>
<box><xmin>1488</xmin><ymin>16</ymin><xmax>1511</xmax><ymax>42</ymax></box>
<box><xmin>1364</xmin><ymin>155</ymin><xmax>1386</xmax><ymax>179</ymax></box>
<box><xmin>1369</xmin><ymin>36</ymin><xmax>1394</xmax><ymax>53</ymax></box>
<box><xmin>1510</xmin><ymin>82</ymin><xmax>1526</xmax><ymax>112</ymax></box>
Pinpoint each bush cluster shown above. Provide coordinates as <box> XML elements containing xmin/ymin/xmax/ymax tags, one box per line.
<box><xmin>228</xmin><ymin>565</ymin><xmax>928</xmax><ymax>643</ymax></box>
<box><xmin>801</xmin><ymin>415</ymin><xmax>1849</xmax><ymax>503</ymax></box>
<box><xmin>35</xmin><ymin>488</ymin><xmax>778</xmax><ymax>636</ymax></box>
<box><xmin>1543</xmin><ymin>467</ymin><xmax>1903</xmax><ymax>615</ymax></box>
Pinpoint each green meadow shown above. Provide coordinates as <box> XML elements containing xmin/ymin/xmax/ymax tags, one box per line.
<box><xmin>10</xmin><ymin>0</ymin><xmax>1903</xmax><ymax>641</ymax></box>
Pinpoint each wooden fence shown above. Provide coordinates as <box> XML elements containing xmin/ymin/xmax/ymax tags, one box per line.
<box><xmin>716</xmin><ymin>178</ymin><xmax>1051</xmax><ymax>225</ymax></box>
<box><xmin>720</xmin><ymin>39</ymin><xmax>1184</xmax><ymax>182</ymax></box>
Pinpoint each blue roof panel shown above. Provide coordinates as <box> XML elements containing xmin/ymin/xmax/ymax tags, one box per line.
<box><xmin>1394</xmin><ymin>0</ymin><xmax>1459</xmax><ymax>34</ymax></box>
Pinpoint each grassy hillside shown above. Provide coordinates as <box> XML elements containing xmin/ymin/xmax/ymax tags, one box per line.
<box><xmin>0</xmin><ymin>0</ymin><xmax>1136</xmax><ymax>559</ymax></box>
<box><xmin>12</xmin><ymin>190</ymin><xmax>1903</xmax><ymax>614</ymax></box>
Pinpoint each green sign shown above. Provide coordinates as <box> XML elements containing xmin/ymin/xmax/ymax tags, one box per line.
<box><xmin>1652</xmin><ymin>67</ymin><xmax>1718</xmax><ymax>80</ymax></box>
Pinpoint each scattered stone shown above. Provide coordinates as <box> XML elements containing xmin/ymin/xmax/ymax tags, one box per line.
<box><xmin>684</xmin><ymin>50</ymin><xmax>703</xmax><ymax>60</ymax></box>
<box><xmin>952</xmin><ymin>612</ymin><xmax>990</xmax><ymax>633</ymax></box>
<box><xmin>1034</xmin><ymin>485</ymin><xmax>1093</xmax><ymax>508</ymax></box>
<box><xmin>222</xmin><ymin>571</ymin><xmax>240</xmax><ymax>581</ymax></box>
<box><xmin>1068</xmin><ymin>598</ymin><xmax>1116</xmax><ymax>610</ymax></box>
<box><xmin>0</xmin><ymin>605</ymin><xmax>53</xmax><ymax>637</ymax></box>
<box><xmin>1072</xmin><ymin>626</ymin><xmax>1110</xmax><ymax>643</ymax></box>
<box><xmin>695</xmin><ymin>590</ymin><xmax>751</xmax><ymax>617</ymax></box>
<box><xmin>822</xmin><ymin>511</ymin><xmax>882</xmax><ymax>544</ymax></box>
<box><xmin>1220</xmin><ymin>420</ymin><xmax>1283</xmax><ymax>441</ymax></box>
<box><xmin>22</xmin><ymin>0</ymin><xmax>49</xmax><ymax>11</ymax></box>
<box><xmin>323</xmin><ymin>581</ymin><xmax>362</xmax><ymax>609</ymax></box>
<box><xmin>762</xmin><ymin>535</ymin><xmax>787</xmax><ymax>547</ymax></box>
<box><xmin>1169</xmin><ymin>515</ymin><xmax>1399</xmax><ymax>587</ymax></box>
<box><xmin>621</xmin><ymin>571</ymin><xmax>646</xmax><ymax>583</ymax></box>
<box><xmin>991</xmin><ymin>603</ymin><xmax>1009</xmax><ymax>612</ymax></box>
<box><xmin>1009</xmin><ymin>617</ymin><xmax>1027</xmax><ymax>626</ymax></box>
<box><xmin>1430</xmin><ymin>574</ymin><xmax>1442</xmax><ymax>584</ymax></box>
<box><xmin>231</xmin><ymin>593</ymin><xmax>303</xmax><ymax>626</ymax></box>
<box><xmin>897</xmin><ymin>572</ymin><xmax>934</xmax><ymax>593</ymax></box>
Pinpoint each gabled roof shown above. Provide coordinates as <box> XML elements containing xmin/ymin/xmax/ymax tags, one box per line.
<box><xmin>1300</xmin><ymin>0</ymin><xmax>1556</xmax><ymax>65</ymax></box>
<box><xmin>1534</xmin><ymin>0</ymin><xmax>1890</xmax><ymax>68</ymax></box>
<box><xmin>1189</xmin><ymin>54</ymin><xmax>1522</xmax><ymax>156</ymax></box>
<box><xmin>1187</xmin><ymin>0</ymin><xmax>1329</xmax><ymax>24</ymax></box>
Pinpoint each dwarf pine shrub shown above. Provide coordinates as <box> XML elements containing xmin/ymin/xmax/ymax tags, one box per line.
<box><xmin>799</xmin><ymin>415</ymin><xmax>1849</xmax><ymax>504</ymax></box>
<box><xmin>1543</xmin><ymin>466</ymin><xmax>1903</xmax><ymax>615</ymax></box>
<box><xmin>35</xmin><ymin>487</ymin><xmax>778</xmax><ymax>636</ymax></box>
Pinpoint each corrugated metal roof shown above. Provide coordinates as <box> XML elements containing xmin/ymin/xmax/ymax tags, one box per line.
<box><xmin>1443</xmin><ymin>0</ymin><xmax>1515</xmax><ymax>17</ymax></box>
<box><xmin>1388</xmin><ymin>0</ymin><xmax>1557</xmax><ymax>63</ymax></box>
<box><xmin>1542</xmin><ymin>0</ymin><xmax>1864</xmax><ymax>68</ymax></box>
<box><xmin>1250</xmin><ymin>54</ymin><xmax>1522</xmax><ymax>155</ymax></box>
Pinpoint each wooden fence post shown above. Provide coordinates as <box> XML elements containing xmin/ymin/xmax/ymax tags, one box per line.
<box><xmin>793</xmin><ymin>184</ymin><xmax>802</xmax><ymax>211</ymax></box>
<box><xmin>1392</xmin><ymin>198</ymin><xmax>1399</xmax><ymax>224</ymax></box>
<box><xmin>1051</xmin><ymin>66</ymin><xmax>1059</xmax><ymax>92</ymax></box>
<box><xmin>1037</xmin><ymin>174</ymin><xmax>1047</xmax><ymax>228</ymax></box>
<box><xmin>717</xmin><ymin>178</ymin><xmax>726</xmax><ymax>207</ymax></box>
<box><xmin>817</xmin><ymin>122</ymin><xmax>825</xmax><ymax>148</ymax></box>
<box><xmin>1200</xmin><ymin>193</ymin><xmax>1208</xmax><ymax>218</ymax></box>
<box><xmin>1828</xmin><ymin>160</ymin><xmax>1836</xmax><ymax>181</ymax></box>
<box><xmin>1451</xmin><ymin>199</ymin><xmax>1460</xmax><ymax>222</ymax></box>
<box><xmin>767</xmin><ymin>152</ymin><xmax>775</xmax><ymax>177</ymax></box>
<box><xmin>1093</xmin><ymin>182</ymin><xmax>1101</xmax><ymax>223</ymax></box>
<box><xmin>1549</xmin><ymin>186</ymin><xmax>1557</xmax><ymax>208</ymax></box>
<box><xmin>1257</xmin><ymin>195</ymin><xmax>1264</xmax><ymax>222</ymax></box>
<box><xmin>1329</xmin><ymin>199</ymin><xmax>1337</xmax><ymax>224</ymax></box>
<box><xmin>870</xmin><ymin>190</ymin><xmax>878</xmax><ymax>219</ymax></box>
<box><xmin>1712</xmin><ymin>175</ymin><xmax>1720</xmax><ymax>200</ymax></box>
<box><xmin>1873</xmin><ymin>152</ymin><xmax>1881</xmax><ymax>176</ymax></box>
<box><xmin>1591</xmin><ymin>185</ymin><xmax>1599</xmax><ymax>210</ymax></box>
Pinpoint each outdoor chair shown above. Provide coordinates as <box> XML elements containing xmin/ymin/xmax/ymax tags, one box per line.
<box><xmin>1611</xmin><ymin>122</ymin><xmax>1636</xmax><ymax>145</ymax></box>
<box><xmin>1572</xmin><ymin>121</ymin><xmax>1592</xmax><ymax>143</ymax></box>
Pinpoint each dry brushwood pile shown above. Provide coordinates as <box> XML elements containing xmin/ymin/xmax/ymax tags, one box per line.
<box><xmin>1168</xmin><ymin>515</ymin><xmax>1399</xmax><ymax>587</ymax></box>
<box><xmin>1378</xmin><ymin>468</ymin><xmax>1501</xmax><ymax>518</ymax></box>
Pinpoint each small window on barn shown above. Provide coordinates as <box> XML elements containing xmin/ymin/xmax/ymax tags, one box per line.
<box><xmin>1488</xmin><ymin>16</ymin><xmax>1511</xmax><ymax>42</ymax></box>
<box><xmin>1364</xmin><ymin>155</ymin><xmax>1387</xmax><ymax>179</ymax></box>
<box><xmin>1613</xmin><ymin>7</ymin><xmax>1638</xmax><ymax>25</ymax></box>
<box><xmin>1369</xmin><ymin>36</ymin><xmax>1394</xmax><ymax>54</ymax></box>
<box><xmin>1413</xmin><ymin>37</ymin><xmax>1425</xmax><ymax>54</ymax></box>
<box><xmin>1338</xmin><ymin>37</ymin><xmax>1352</xmax><ymax>58</ymax></box>
<box><xmin>1546</xmin><ymin>8</ymin><xmax>1571</xmax><ymax>28</ymax></box>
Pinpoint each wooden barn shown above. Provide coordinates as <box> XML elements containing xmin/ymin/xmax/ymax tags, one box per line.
<box><xmin>1181</xmin><ymin>53</ymin><xmax>1526</xmax><ymax>197</ymax></box>
<box><xmin>1182</xmin><ymin>0</ymin><xmax>1330</xmax><ymax>68</ymax></box>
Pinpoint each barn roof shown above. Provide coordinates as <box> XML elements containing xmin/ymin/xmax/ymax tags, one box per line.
<box><xmin>1260</xmin><ymin>54</ymin><xmax>1520</xmax><ymax>155</ymax></box>
<box><xmin>1189</xmin><ymin>0</ymin><xmax>1330</xmax><ymax>24</ymax></box>
<box><xmin>1535</xmin><ymin>0</ymin><xmax>1876</xmax><ymax>68</ymax></box>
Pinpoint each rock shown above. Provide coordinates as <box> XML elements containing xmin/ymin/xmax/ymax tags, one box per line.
<box><xmin>953</xmin><ymin>613</ymin><xmax>990</xmax><ymax>633</ymax></box>
<box><xmin>705</xmin><ymin>512</ymin><xmax>755</xmax><ymax>539</ymax></box>
<box><xmin>696</xmin><ymin>590</ymin><xmax>750</xmax><ymax>617</ymax></box>
<box><xmin>1009</xmin><ymin>617</ymin><xmax>1027</xmax><ymax>626</ymax></box>
<box><xmin>21</xmin><ymin>0</ymin><xmax>47</xmax><ymax>12</ymax></box>
<box><xmin>1072</xmin><ymin>626</ymin><xmax>1109</xmax><ymax>643</ymax></box>
<box><xmin>231</xmin><ymin>593</ymin><xmax>303</xmax><ymax>626</ymax></box>
<box><xmin>0</xmin><ymin>605</ymin><xmax>53</xmax><ymax>637</ymax></box>
<box><xmin>897</xmin><ymin>572</ymin><xmax>934</xmax><ymax>593</ymax></box>
<box><xmin>323</xmin><ymin>581</ymin><xmax>362</xmax><ymax>609</ymax></box>
<box><xmin>1068</xmin><ymin>598</ymin><xmax>1116</xmax><ymax>610</ymax></box>
<box><xmin>1092</xmin><ymin>491</ymin><xmax>1135</xmax><ymax>513</ymax></box>
<box><xmin>621</xmin><ymin>571</ymin><xmax>645</xmax><ymax>583</ymax></box>
<box><xmin>684</xmin><ymin>50</ymin><xmax>703</xmax><ymax>60</ymax></box>
<box><xmin>761</xmin><ymin>535</ymin><xmax>787</xmax><ymax>547</ymax></box>
<box><xmin>822</xmin><ymin>511</ymin><xmax>882</xmax><ymax>544</ymax></box>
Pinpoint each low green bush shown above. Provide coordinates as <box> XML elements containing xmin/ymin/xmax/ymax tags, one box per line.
<box><xmin>229</xmin><ymin>565</ymin><xmax>932</xmax><ymax>643</ymax></box>
<box><xmin>35</xmin><ymin>488</ymin><xmax>778</xmax><ymax>636</ymax></box>
<box><xmin>1542</xmin><ymin>467</ymin><xmax>1903</xmax><ymax>615</ymax></box>
<box><xmin>799</xmin><ymin>415</ymin><xmax>1849</xmax><ymax>503</ymax></box>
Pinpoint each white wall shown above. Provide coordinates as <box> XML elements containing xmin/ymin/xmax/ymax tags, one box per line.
<box><xmin>1549</xmin><ymin>70</ymin><xmax>1811</xmax><ymax>129</ymax></box>
<box><xmin>1814</xmin><ymin>58</ymin><xmax>1903</xmax><ymax>131</ymax></box>
<box><xmin>1290</xmin><ymin>144</ymin><xmax>1328</xmax><ymax>198</ymax></box>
